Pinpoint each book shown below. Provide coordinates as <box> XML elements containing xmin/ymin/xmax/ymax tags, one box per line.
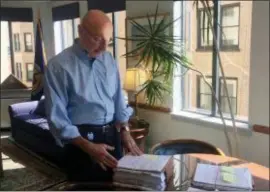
<box><xmin>113</xmin><ymin>154</ymin><xmax>173</xmax><ymax>191</ymax></box>
<box><xmin>192</xmin><ymin>163</ymin><xmax>253</xmax><ymax>191</ymax></box>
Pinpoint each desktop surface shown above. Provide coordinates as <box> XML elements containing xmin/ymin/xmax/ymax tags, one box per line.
<box><xmin>47</xmin><ymin>153</ymin><xmax>270</xmax><ymax>191</ymax></box>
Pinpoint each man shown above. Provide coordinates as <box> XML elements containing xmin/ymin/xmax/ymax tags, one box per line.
<box><xmin>44</xmin><ymin>10</ymin><xmax>142</xmax><ymax>182</ymax></box>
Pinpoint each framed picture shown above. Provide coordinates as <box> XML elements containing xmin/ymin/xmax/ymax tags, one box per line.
<box><xmin>125</xmin><ymin>13</ymin><xmax>170</xmax><ymax>68</ymax></box>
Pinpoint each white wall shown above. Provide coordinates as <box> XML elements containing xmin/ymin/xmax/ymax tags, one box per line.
<box><xmin>127</xmin><ymin>1</ymin><xmax>269</xmax><ymax>167</ymax></box>
<box><xmin>249</xmin><ymin>1</ymin><xmax>269</xmax><ymax>127</ymax></box>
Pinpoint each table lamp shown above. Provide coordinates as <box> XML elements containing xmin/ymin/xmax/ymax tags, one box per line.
<box><xmin>123</xmin><ymin>68</ymin><xmax>147</xmax><ymax>118</ymax></box>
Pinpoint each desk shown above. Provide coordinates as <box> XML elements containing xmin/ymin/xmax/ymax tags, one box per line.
<box><xmin>47</xmin><ymin>154</ymin><xmax>270</xmax><ymax>191</ymax></box>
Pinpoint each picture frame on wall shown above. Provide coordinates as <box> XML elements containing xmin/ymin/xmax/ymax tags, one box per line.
<box><xmin>125</xmin><ymin>13</ymin><xmax>170</xmax><ymax>68</ymax></box>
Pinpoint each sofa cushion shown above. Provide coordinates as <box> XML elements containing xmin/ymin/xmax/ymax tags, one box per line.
<box><xmin>34</xmin><ymin>96</ymin><xmax>46</xmax><ymax>117</ymax></box>
<box><xmin>14</xmin><ymin>114</ymin><xmax>55</xmax><ymax>143</ymax></box>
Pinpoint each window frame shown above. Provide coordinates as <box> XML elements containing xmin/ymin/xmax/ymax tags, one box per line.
<box><xmin>24</xmin><ymin>32</ymin><xmax>33</xmax><ymax>52</ymax></box>
<box><xmin>1</xmin><ymin>7</ymin><xmax>33</xmax><ymax>93</ymax></box>
<box><xmin>26</xmin><ymin>63</ymin><xmax>34</xmax><ymax>82</ymax></box>
<box><xmin>219</xmin><ymin>3</ymin><xmax>240</xmax><ymax>51</ymax></box>
<box><xmin>196</xmin><ymin>75</ymin><xmax>238</xmax><ymax>115</ymax></box>
<box><xmin>15</xmin><ymin>62</ymin><xmax>22</xmax><ymax>80</ymax></box>
<box><xmin>13</xmin><ymin>33</ymin><xmax>20</xmax><ymax>52</ymax></box>
<box><xmin>174</xmin><ymin>1</ymin><xmax>248</xmax><ymax>123</ymax></box>
<box><xmin>54</xmin><ymin>17</ymin><xmax>80</xmax><ymax>54</ymax></box>
<box><xmin>197</xmin><ymin>3</ymin><xmax>241</xmax><ymax>51</ymax></box>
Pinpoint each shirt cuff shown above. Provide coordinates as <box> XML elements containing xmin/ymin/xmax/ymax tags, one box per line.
<box><xmin>61</xmin><ymin>125</ymin><xmax>81</xmax><ymax>144</ymax></box>
<box><xmin>116</xmin><ymin>106</ymin><xmax>134</xmax><ymax>123</ymax></box>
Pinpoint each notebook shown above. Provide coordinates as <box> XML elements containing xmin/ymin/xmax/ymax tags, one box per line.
<box><xmin>113</xmin><ymin>154</ymin><xmax>172</xmax><ymax>191</ymax></box>
<box><xmin>192</xmin><ymin>163</ymin><xmax>253</xmax><ymax>191</ymax></box>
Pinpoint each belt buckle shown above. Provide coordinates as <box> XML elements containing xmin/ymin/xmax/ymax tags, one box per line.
<box><xmin>102</xmin><ymin>124</ymin><xmax>109</xmax><ymax>133</ymax></box>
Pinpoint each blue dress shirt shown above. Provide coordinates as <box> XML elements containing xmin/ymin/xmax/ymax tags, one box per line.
<box><xmin>44</xmin><ymin>39</ymin><xmax>133</xmax><ymax>146</ymax></box>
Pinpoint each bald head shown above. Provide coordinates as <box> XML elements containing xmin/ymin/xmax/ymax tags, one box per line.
<box><xmin>78</xmin><ymin>10</ymin><xmax>113</xmax><ymax>57</ymax></box>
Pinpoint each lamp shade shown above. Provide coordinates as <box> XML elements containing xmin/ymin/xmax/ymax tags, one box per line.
<box><xmin>123</xmin><ymin>68</ymin><xmax>147</xmax><ymax>92</ymax></box>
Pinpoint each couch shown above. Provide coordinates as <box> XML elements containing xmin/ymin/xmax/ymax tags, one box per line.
<box><xmin>8</xmin><ymin>98</ymin><xmax>65</xmax><ymax>168</ymax></box>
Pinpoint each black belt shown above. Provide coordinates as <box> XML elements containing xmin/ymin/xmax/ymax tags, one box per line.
<box><xmin>76</xmin><ymin>121</ymin><xmax>114</xmax><ymax>133</ymax></box>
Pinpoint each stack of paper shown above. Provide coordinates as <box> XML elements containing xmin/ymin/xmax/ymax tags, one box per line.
<box><xmin>192</xmin><ymin>163</ymin><xmax>253</xmax><ymax>191</ymax></box>
<box><xmin>113</xmin><ymin>154</ymin><xmax>172</xmax><ymax>191</ymax></box>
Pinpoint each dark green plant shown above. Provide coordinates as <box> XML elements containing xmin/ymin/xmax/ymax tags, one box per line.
<box><xmin>118</xmin><ymin>4</ymin><xmax>191</xmax><ymax>105</ymax></box>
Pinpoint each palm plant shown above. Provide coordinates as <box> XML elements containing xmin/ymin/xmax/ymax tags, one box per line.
<box><xmin>120</xmin><ymin>1</ymin><xmax>239</xmax><ymax>157</ymax></box>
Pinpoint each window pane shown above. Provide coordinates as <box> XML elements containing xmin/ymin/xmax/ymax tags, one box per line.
<box><xmin>25</xmin><ymin>33</ymin><xmax>33</xmax><ymax>51</ymax></box>
<box><xmin>54</xmin><ymin>21</ymin><xmax>62</xmax><ymax>55</ymax></box>
<box><xmin>180</xmin><ymin>2</ymin><xmax>214</xmax><ymax>114</ymax></box>
<box><xmin>1</xmin><ymin>21</ymin><xmax>34</xmax><ymax>89</ymax></box>
<box><xmin>115</xmin><ymin>10</ymin><xmax>126</xmax><ymax>84</ymax></box>
<box><xmin>222</xmin><ymin>6</ymin><xmax>240</xmax><ymax>27</ymax></box>
<box><xmin>26</xmin><ymin>63</ymin><xmax>34</xmax><ymax>81</ymax></box>
<box><xmin>221</xmin><ymin>26</ymin><xmax>239</xmax><ymax>46</ymax></box>
<box><xmin>54</xmin><ymin>18</ymin><xmax>79</xmax><ymax>54</ymax></box>
<box><xmin>200</xmin><ymin>29</ymin><xmax>213</xmax><ymax>46</ymax></box>
<box><xmin>200</xmin><ymin>9</ymin><xmax>213</xmax><ymax>29</ymax></box>
<box><xmin>200</xmin><ymin>77</ymin><xmax>212</xmax><ymax>94</ymax></box>
<box><xmin>73</xmin><ymin>17</ymin><xmax>80</xmax><ymax>38</ymax></box>
<box><xmin>1</xmin><ymin>21</ymin><xmax>12</xmax><ymax>83</ymax></box>
<box><xmin>220</xmin><ymin>96</ymin><xmax>237</xmax><ymax>114</ymax></box>
<box><xmin>62</xmin><ymin>19</ymin><xmax>74</xmax><ymax>49</ymax></box>
<box><xmin>200</xmin><ymin>94</ymin><xmax>212</xmax><ymax>110</ymax></box>
<box><xmin>106</xmin><ymin>13</ymin><xmax>114</xmax><ymax>56</ymax></box>
<box><xmin>219</xmin><ymin>1</ymin><xmax>252</xmax><ymax>120</ymax></box>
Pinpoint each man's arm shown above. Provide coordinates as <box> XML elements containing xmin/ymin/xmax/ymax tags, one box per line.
<box><xmin>44</xmin><ymin>62</ymin><xmax>85</xmax><ymax>146</ymax></box>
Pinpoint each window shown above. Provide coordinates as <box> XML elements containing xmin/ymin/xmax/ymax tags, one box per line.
<box><xmin>26</xmin><ymin>63</ymin><xmax>34</xmax><ymax>82</ymax></box>
<box><xmin>13</xmin><ymin>33</ymin><xmax>20</xmax><ymax>51</ymax></box>
<box><xmin>1</xmin><ymin>21</ymin><xmax>34</xmax><ymax>88</ymax></box>
<box><xmin>15</xmin><ymin>62</ymin><xmax>22</xmax><ymax>80</ymax></box>
<box><xmin>197</xmin><ymin>4</ymin><xmax>240</xmax><ymax>50</ymax></box>
<box><xmin>54</xmin><ymin>18</ymin><xmax>80</xmax><ymax>54</ymax></box>
<box><xmin>24</xmin><ymin>32</ymin><xmax>33</xmax><ymax>52</ymax></box>
<box><xmin>198</xmin><ymin>9</ymin><xmax>214</xmax><ymax>48</ymax></box>
<box><xmin>105</xmin><ymin>11</ymin><xmax>126</xmax><ymax>83</ymax></box>
<box><xmin>114</xmin><ymin>11</ymin><xmax>127</xmax><ymax>83</ymax></box>
<box><xmin>173</xmin><ymin>1</ymin><xmax>251</xmax><ymax>122</ymax></box>
<box><xmin>221</xmin><ymin>4</ymin><xmax>240</xmax><ymax>49</ymax></box>
<box><xmin>219</xmin><ymin>78</ymin><xmax>238</xmax><ymax>114</ymax></box>
<box><xmin>197</xmin><ymin>76</ymin><xmax>237</xmax><ymax>114</ymax></box>
<box><xmin>197</xmin><ymin>76</ymin><xmax>212</xmax><ymax>111</ymax></box>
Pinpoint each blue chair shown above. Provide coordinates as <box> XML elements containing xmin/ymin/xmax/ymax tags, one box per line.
<box><xmin>150</xmin><ymin>139</ymin><xmax>225</xmax><ymax>156</ymax></box>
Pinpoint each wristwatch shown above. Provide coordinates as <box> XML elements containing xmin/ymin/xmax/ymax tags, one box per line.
<box><xmin>120</xmin><ymin>124</ymin><xmax>130</xmax><ymax>132</ymax></box>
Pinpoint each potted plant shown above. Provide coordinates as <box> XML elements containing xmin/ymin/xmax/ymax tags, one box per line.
<box><xmin>120</xmin><ymin>1</ymin><xmax>239</xmax><ymax>157</ymax></box>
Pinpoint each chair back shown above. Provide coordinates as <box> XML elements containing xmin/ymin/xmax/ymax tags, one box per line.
<box><xmin>150</xmin><ymin>139</ymin><xmax>225</xmax><ymax>156</ymax></box>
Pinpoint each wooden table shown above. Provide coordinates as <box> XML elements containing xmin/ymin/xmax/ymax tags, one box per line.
<box><xmin>46</xmin><ymin>154</ymin><xmax>270</xmax><ymax>191</ymax></box>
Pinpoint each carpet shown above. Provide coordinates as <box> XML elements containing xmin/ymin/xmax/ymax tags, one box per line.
<box><xmin>0</xmin><ymin>137</ymin><xmax>66</xmax><ymax>191</ymax></box>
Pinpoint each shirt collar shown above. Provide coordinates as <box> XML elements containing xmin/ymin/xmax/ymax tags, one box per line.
<box><xmin>72</xmin><ymin>38</ymin><xmax>103</xmax><ymax>62</ymax></box>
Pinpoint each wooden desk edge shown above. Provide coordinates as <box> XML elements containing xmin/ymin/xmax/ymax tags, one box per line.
<box><xmin>253</xmin><ymin>124</ymin><xmax>270</xmax><ymax>135</ymax></box>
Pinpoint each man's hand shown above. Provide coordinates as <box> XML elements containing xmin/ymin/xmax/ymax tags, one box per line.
<box><xmin>88</xmin><ymin>143</ymin><xmax>118</xmax><ymax>171</ymax></box>
<box><xmin>71</xmin><ymin>137</ymin><xmax>118</xmax><ymax>171</ymax></box>
<box><xmin>121</xmin><ymin>131</ymin><xmax>143</xmax><ymax>156</ymax></box>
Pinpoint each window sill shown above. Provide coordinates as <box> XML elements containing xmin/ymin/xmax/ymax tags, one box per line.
<box><xmin>171</xmin><ymin>111</ymin><xmax>252</xmax><ymax>136</ymax></box>
<box><xmin>196</xmin><ymin>47</ymin><xmax>241</xmax><ymax>52</ymax></box>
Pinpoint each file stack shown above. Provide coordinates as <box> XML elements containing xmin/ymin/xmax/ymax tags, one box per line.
<box><xmin>113</xmin><ymin>154</ymin><xmax>173</xmax><ymax>191</ymax></box>
<box><xmin>192</xmin><ymin>163</ymin><xmax>253</xmax><ymax>191</ymax></box>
